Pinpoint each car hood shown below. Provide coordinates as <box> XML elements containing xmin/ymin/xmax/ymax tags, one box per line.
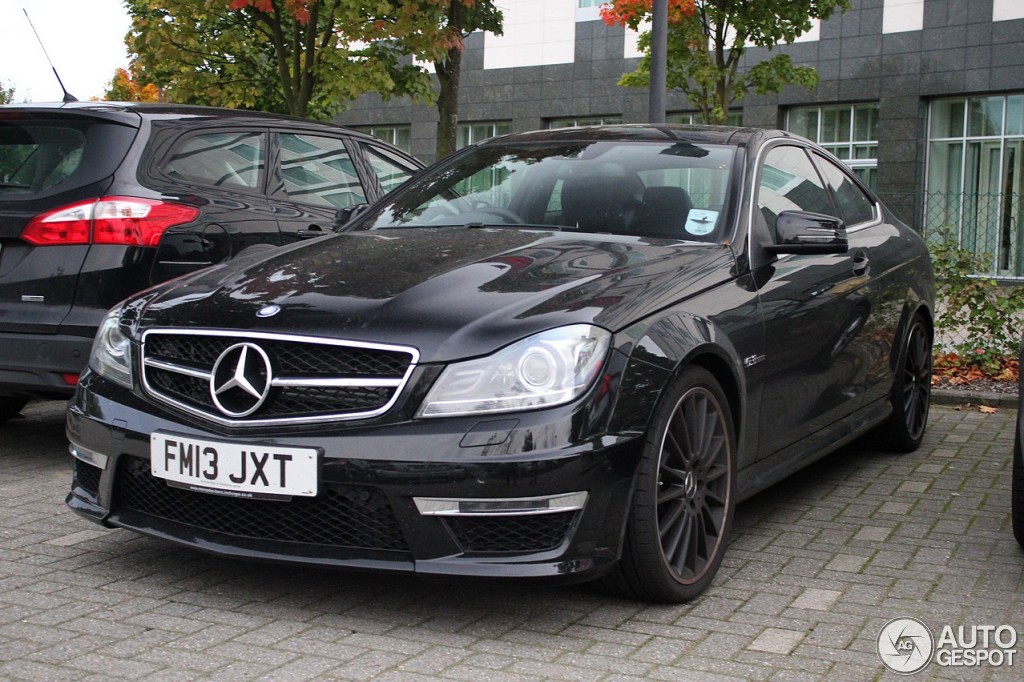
<box><xmin>133</xmin><ymin>229</ymin><xmax>738</xmax><ymax>361</ymax></box>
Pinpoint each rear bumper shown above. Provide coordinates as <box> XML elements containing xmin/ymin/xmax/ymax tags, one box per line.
<box><xmin>0</xmin><ymin>331</ymin><xmax>93</xmax><ymax>398</ymax></box>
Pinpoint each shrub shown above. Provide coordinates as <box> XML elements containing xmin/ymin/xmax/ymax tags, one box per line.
<box><xmin>929</xmin><ymin>226</ymin><xmax>1024</xmax><ymax>374</ymax></box>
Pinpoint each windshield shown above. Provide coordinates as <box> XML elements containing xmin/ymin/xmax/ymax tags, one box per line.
<box><xmin>361</xmin><ymin>139</ymin><xmax>736</xmax><ymax>242</ymax></box>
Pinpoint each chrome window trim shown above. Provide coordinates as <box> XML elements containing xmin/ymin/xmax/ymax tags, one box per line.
<box><xmin>747</xmin><ymin>139</ymin><xmax>884</xmax><ymax>256</ymax></box>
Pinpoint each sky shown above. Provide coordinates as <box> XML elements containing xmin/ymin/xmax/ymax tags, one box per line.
<box><xmin>1</xmin><ymin>0</ymin><xmax>131</xmax><ymax>102</ymax></box>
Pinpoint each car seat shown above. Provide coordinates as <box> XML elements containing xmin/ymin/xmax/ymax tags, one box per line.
<box><xmin>630</xmin><ymin>186</ymin><xmax>694</xmax><ymax>239</ymax></box>
<box><xmin>560</xmin><ymin>174</ymin><xmax>641</xmax><ymax>234</ymax></box>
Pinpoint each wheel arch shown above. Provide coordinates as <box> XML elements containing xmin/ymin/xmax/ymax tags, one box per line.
<box><xmin>611</xmin><ymin>313</ymin><xmax>750</xmax><ymax>444</ymax></box>
<box><xmin>681</xmin><ymin>350</ymin><xmax>744</xmax><ymax>443</ymax></box>
<box><xmin>892</xmin><ymin>296</ymin><xmax>935</xmax><ymax>374</ymax></box>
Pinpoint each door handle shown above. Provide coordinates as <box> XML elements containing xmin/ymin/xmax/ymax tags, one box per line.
<box><xmin>852</xmin><ymin>251</ymin><xmax>869</xmax><ymax>276</ymax></box>
<box><xmin>297</xmin><ymin>225</ymin><xmax>325</xmax><ymax>239</ymax></box>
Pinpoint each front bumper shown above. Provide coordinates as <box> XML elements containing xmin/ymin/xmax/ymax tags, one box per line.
<box><xmin>66</xmin><ymin>374</ymin><xmax>645</xmax><ymax>581</ymax></box>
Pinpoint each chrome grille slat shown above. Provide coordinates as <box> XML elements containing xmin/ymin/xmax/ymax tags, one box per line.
<box><xmin>141</xmin><ymin>329</ymin><xmax>418</xmax><ymax>426</ymax></box>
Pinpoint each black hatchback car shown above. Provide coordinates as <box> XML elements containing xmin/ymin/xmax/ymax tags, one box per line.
<box><xmin>66</xmin><ymin>125</ymin><xmax>934</xmax><ymax>602</ymax></box>
<box><xmin>0</xmin><ymin>102</ymin><xmax>421</xmax><ymax>422</ymax></box>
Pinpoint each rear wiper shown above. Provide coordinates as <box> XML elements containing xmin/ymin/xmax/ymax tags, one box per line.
<box><xmin>0</xmin><ymin>182</ymin><xmax>30</xmax><ymax>189</ymax></box>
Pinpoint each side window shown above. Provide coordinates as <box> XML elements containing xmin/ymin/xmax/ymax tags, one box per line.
<box><xmin>756</xmin><ymin>145</ymin><xmax>833</xmax><ymax>241</ymax></box>
<box><xmin>361</xmin><ymin>144</ymin><xmax>418</xmax><ymax>195</ymax></box>
<box><xmin>279</xmin><ymin>133</ymin><xmax>366</xmax><ymax>208</ymax></box>
<box><xmin>814</xmin><ymin>153</ymin><xmax>877</xmax><ymax>227</ymax></box>
<box><xmin>163</xmin><ymin>132</ymin><xmax>265</xmax><ymax>190</ymax></box>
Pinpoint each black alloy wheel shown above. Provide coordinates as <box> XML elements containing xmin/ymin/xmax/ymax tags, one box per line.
<box><xmin>608</xmin><ymin>367</ymin><xmax>736</xmax><ymax>603</ymax></box>
<box><xmin>881</xmin><ymin>314</ymin><xmax>932</xmax><ymax>452</ymax></box>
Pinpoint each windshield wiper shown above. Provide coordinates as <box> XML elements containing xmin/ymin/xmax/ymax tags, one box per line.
<box><xmin>465</xmin><ymin>223</ymin><xmax>562</xmax><ymax>231</ymax></box>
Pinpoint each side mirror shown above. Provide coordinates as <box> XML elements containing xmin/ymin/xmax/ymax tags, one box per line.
<box><xmin>333</xmin><ymin>203</ymin><xmax>369</xmax><ymax>231</ymax></box>
<box><xmin>765</xmin><ymin>211</ymin><xmax>848</xmax><ymax>255</ymax></box>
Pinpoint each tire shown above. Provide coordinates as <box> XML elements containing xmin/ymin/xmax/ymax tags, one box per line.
<box><xmin>0</xmin><ymin>397</ymin><xmax>29</xmax><ymax>424</ymax></box>
<box><xmin>606</xmin><ymin>367</ymin><xmax>736</xmax><ymax>603</ymax></box>
<box><xmin>1013</xmin><ymin>430</ymin><xmax>1024</xmax><ymax>550</ymax></box>
<box><xmin>879</xmin><ymin>314</ymin><xmax>932</xmax><ymax>452</ymax></box>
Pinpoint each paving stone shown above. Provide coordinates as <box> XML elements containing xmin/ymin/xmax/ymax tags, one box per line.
<box><xmin>2</xmin><ymin>400</ymin><xmax>1022</xmax><ymax>680</ymax></box>
<box><xmin>790</xmin><ymin>588</ymin><xmax>842</xmax><ymax>612</ymax></box>
<box><xmin>748</xmin><ymin>627</ymin><xmax>806</xmax><ymax>654</ymax></box>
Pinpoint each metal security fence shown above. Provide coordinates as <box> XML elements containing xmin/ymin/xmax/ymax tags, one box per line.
<box><xmin>878</xmin><ymin>191</ymin><xmax>1024</xmax><ymax>360</ymax></box>
<box><xmin>920</xmin><ymin>191</ymin><xmax>1024</xmax><ymax>280</ymax></box>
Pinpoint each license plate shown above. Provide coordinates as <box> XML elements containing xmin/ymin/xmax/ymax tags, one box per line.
<box><xmin>151</xmin><ymin>432</ymin><xmax>318</xmax><ymax>499</ymax></box>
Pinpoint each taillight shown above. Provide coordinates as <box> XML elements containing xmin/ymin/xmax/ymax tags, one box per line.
<box><xmin>21</xmin><ymin>197</ymin><xmax>200</xmax><ymax>247</ymax></box>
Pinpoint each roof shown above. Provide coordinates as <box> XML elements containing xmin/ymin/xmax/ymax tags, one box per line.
<box><xmin>478</xmin><ymin>123</ymin><xmax>787</xmax><ymax>148</ymax></box>
<box><xmin>0</xmin><ymin>101</ymin><xmax>367</xmax><ymax>136</ymax></box>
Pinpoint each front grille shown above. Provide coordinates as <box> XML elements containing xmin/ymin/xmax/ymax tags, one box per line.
<box><xmin>444</xmin><ymin>513</ymin><xmax>577</xmax><ymax>554</ymax></box>
<box><xmin>141</xmin><ymin>330</ymin><xmax>418</xmax><ymax>425</ymax></box>
<box><xmin>75</xmin><ymin>460</ymin><xmax>102</xmax><ymax>498</ymax></box>
<box><xmin>261</xmin><ymin>385</ymin><xmax>393</xmax><ymax>417</ymax></box>
<box><xmin>114</xmin><ymin>456</ymin><xmax>409</xmax><ymax>552</ymax></box>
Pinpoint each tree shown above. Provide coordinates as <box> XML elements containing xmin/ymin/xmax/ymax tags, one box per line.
<box><xmin>125</xmin><ymin>1</ymin><xmax>504</xmax><ymax>156</ymax></box>
<box><xmin>0</xmin><ymin>81</ymin><xmax>14</xmax><ymax>104</ymax></box>
<box><xmin>230</xmin><ymin>1</ymin><xmax>503</xmax><ymax>157</ymax></box>
<box><xmin>125</xmin><ymin>0</ymin><xmax>432</xmax><ymax>119</ymax></box>
<box><xmin>103</xmin><ymin>66</ymin><xmax>160</xmax><ymax>102</ymax></box>
<box><xmin>602</xmin><ymin>0</ymin><xmax>850</xmax><ymax>124</ymax></box>
<box><xmin>375</xmin><ymin>1</ymin><xmax>503</xmax><ymax>158</ymax></box>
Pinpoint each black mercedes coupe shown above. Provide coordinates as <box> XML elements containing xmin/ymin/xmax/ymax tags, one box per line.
<box><xmin>66</xmin><ymin>125</ymin><xmax>935</xmax><ymax>602</ymax></box>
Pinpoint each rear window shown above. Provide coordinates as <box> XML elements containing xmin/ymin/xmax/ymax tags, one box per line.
<box><xmin>0</xmin><ymin>116</ymin><xmax>135</xmax><ymax>196</ymax></box>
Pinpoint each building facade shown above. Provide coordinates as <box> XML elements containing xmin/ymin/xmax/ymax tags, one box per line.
<box><xmin>335</xmin><ymin>0</ymin><xmax>1024</xmax><ymax>279</ymax></box>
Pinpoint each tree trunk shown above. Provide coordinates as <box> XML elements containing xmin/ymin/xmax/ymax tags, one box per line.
<box><xmin>435</xmin><ymin>46</ymin><xmax>461</xmax><ymax>160</ymax></box>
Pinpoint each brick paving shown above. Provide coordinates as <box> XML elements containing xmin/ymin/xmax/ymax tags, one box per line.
<box><xmin>1</xmin><ymin>399</ymin><xmax>1022</xmax><ymax>680</ymax></box>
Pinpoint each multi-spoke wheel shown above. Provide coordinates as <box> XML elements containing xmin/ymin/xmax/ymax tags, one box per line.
<box><xmin>607</xmin><ymin>367</ymin><xmax>736</xmax><ymax>603</ymax></box>
<box><xmin>879</xmin><ymin>314</ymin><xmax>932</xmax><ymax>452</ymax></box>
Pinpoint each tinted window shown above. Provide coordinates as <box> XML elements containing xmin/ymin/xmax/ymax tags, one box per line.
<box><xmin>757</xmin><ymin>145</ymin><xmax>833</xmax><ymax>240</ymax></box>
<box><xmin>163</xmin><ymin>132</ymin><xmax>265</xmax><ymax>190</ymax></box>
<box><xmin>361</xmin><ymin>144</ymin><xmax>417</xmax><ymax>194</ymax></box>
<box><xmin>365</xmin><ymin>140</ymin><xmax>736</xmax><ymax>242</ymax></box>
<box><xmin>0</xmin><ymin>118</ymin><xmax>133</xmax><ymax>195</ymax></box>
<box><xmin>814</xmin><ymin>153</ymin><xmax>877</xmax><ymax>227</ymax></box>
<box><xmin>280</xmin><ymin>133</ymin><xmax>365</xmax><ymax>208</ymax></box>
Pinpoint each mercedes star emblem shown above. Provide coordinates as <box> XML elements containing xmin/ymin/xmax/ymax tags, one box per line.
<box><xmin>210</xmin><ymin>343</ymin><xmax>273</xmax><ymax>417</ymax></box>
<box><xmin>257</xmin><ymin>304</ymin><xmax>281</xmax><ymax>318</ymax></box>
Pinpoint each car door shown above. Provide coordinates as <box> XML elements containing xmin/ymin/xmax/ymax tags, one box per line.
<box><xmin>269</xmin><ymin>131</ymin><xmax>369</xmax><ymax>244</ymax></box>
<box><xmin>751</xmin><ymin>143</ymin><xmax>874</xmax><ymax>458</ymax></box>
<box><xmin>811</xmin><ymin>151</ymin><xmax>905</xmax><ymax>414</ymax></box>
<box><xmin>147</xmin><ymin>126</ymin><xmax>279</xmax><ymax>282</ymax></box>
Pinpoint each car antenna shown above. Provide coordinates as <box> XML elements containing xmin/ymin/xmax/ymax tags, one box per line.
<box><xmin>23</xmin><ymin>9</ymin><xmax>78</xmax><ymax>103</ymax></box>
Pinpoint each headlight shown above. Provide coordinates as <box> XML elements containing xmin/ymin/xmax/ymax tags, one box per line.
<box><xmin>418</xmin><ymin>324</ymin><xmax>611</xmax><ymax>417</ymax></box>
<box><xmin>89</xmin><ymin>306</ymin><xmax>133</xmax><ymax>388</ymax></box>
